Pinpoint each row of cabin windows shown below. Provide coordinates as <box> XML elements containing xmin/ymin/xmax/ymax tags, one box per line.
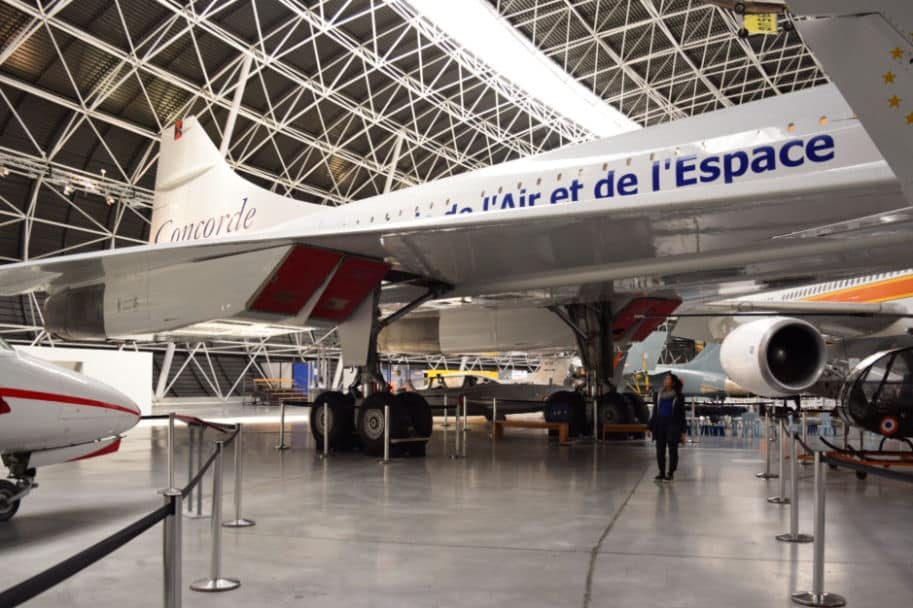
<box><xmin>767</xmin><ymin>271</ymin><xmax>907</xmax><ymax>301</ymax></box>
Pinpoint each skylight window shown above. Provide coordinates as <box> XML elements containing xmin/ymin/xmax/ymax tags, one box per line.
<box><xmin>406</xmin><ymin>0</ymin><xmax>640</xmax><ymax>138</ymax></box>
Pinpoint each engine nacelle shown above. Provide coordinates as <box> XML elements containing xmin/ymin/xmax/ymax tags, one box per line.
<box><xmin>44</xmin><ymin>285</ymin><xmax>107</xmax><ymax>340</ymax></box>
<box><xmin>378</xmin><ymin>307</ymin><xmax>575</xmax><ymax>354</ymax></box>
<box><xmin>720</xmin><ymin>317</ymin><xmax>826</xmax><ymax>397</ymax></box>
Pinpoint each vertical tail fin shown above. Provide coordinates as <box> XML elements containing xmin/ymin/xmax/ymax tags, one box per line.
<box><xmin>151</xmin><ymin>116</ymin><xmax>323</xmax><ymax>244</ymax></box>
<box><xmin>677</xmin><ymin>343</ymin><xmax>724</xmax><ymax>375</ymax></box>
<box><xmin>621</xmin><ymin>329</ymin><xmax>669</xmax><ymax>374</ymax></box>
<box><xmin>793</xmin><ymin>1</ymin><xmax>913</xmax><ymax>202</ymax></box>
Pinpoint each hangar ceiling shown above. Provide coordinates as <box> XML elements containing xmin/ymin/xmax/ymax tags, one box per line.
<box><xmin>0</xmin><ymin>0</ymin><xmax>827</xmax><ymax>357</ymax></box>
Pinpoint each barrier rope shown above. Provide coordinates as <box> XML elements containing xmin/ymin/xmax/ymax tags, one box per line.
<box><xmin>181</xmin><ymin>427</ymin><xmax>238</xmax><ymax>498</ymax></box>
<box><xmin>788</xmin><ymin>428</ymin><xmax>913</xmax><ymax>484</ymax></box>
<box><xmin>0</xmin><ymin>502</ymin><xmax>172</xmax><ymax>607</ymax></box>
<box><xmin>0</xmin><ymin>421</ymin><xmax>239</xmax><ymax>607</ymax></box>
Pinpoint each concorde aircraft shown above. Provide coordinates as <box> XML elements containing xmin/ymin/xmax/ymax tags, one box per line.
<box><xmin>0</xmin><ymin>1</ymin><xmax>909</xmax><ymax>453</ymax></box>
<box><xmin>0</xmin><ymin>342</ymin><xmax>140</xmax><ymax>522</ymax></box>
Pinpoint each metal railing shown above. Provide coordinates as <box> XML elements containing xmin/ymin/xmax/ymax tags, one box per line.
<box><xmin>764</xmin><ymin>419</ymin><xmax>913</xmax><ymax>607</ymax></box>
<box><xmin>0</xmin><ymin>413</ymin><xmax>254</xmax><ymax>607</ymax></box>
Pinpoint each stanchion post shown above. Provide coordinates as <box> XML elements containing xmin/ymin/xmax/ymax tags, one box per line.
<box><xmin>223</xmin><ymin>426</ymin><xmax>255</xmax><ymax>528</ymax></box>
<box><xmin>320</xmin><ymin>402</ymin><xmax>329</xmax><ymax>459</ymax></box>
<box><xmin>185</xmin><ymin>427</ymin><xmax>209</xmax><ymax>519</ymax></box>
<box><xmin>275</xmin><ymin>401</ymin><xmax>289</xmax><ymax>450</ymax></box>
<box><xmin>442</xmin><ymin>394</ymin><xmax>450</xmax><ymax>428</ymax></box>
<box><xmin>490</xmin><ymin>398</ymin><xmax>497</xmax><ymax>441</ymax></box>
<box><xmin>163</xmin><ymin>411</ymin><xmax>185</xmax><ymax>607</ymax></box>
<box><xmin>196</xmin><ymin>428</ymin><xmax>205</xmax><ymax>515</ymax></box>
<box><xmin>757</xmin><ymin>411</ymin><xmax>778</xmax><ymax>479</ymax></box>
<box><xmin>185</xmin><ymin>425</ymin><xmax>195</xmax><ymax>513</ymax></box>
<box><xmin>162</xmin><ymin>492</ymin><xmax>182</xmax><ymax>608</ymax></box>
<box><xmin>166</xmin><ymin>413</ymin><xmax>179</xmax><ymax>493</ymax></box>
<box><xmin>593</xmin><ymin>399</ymin><xmax>599</xmax><ymax>441</ymax></box>
<box><xmin>450</xmin><ymin>395</ymin><xmax>467</xmax><ymax>460</ymax></box>
<box><xmin>769</xmin><ymin>417</ymin><xmax>791</xmax><ymax>504</ymax></box>
<box><xmin>791</xmin><ymin>452</ymin><xmax>845</xmax><ymax>607</ymax></box>
<box><xmin>462</xmin><ymin>395</ymin><xmax>469</xmax><ymax>458</ymax></box>
<box><xmin>688</xmin><ymin>402</ymin><xmax>701</xmax><ymax>444</ymax></box>
<box><xmin>382</xmin><ymin>404</ymin><xmax>391</xmax><ymax>465</ymax></box>
<box><xmin>191</xmin><ymin>441</ymin><xmax>240</xmax><ymax>592</ymax></box>
<box><xmin>778</xmin><ymin>433</ymin><xmax>812</xmax><ymax>543</ymax></box>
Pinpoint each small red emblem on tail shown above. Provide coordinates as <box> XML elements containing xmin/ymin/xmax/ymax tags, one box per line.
<box><xmin>174</xmin><ymin>119</ymin><xmax>183</xmax><ymax>140</ymax></box>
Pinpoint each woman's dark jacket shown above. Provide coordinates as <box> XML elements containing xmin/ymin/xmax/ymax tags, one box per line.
<box><xmin>648</xmin><ymin>391</ymin><xmax>687</xmax><ymax>436</ymax></box>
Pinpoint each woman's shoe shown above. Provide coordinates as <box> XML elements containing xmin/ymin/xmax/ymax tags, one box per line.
<box><xmin>654</xmin><ymin>473</ymin><xmax>666</xmax><ymax>481</ymax></box>
<box><xmin>664</xmin><ymin>472</ymin><xmax>674</xmax><ymax>482</ymax></box>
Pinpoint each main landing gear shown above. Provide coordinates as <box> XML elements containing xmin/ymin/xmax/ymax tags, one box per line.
<box><xmin>309</xmin><ymin>284</ymin><xmax>444</xmax><ymax>458</ymax></box>
<box><xmin>309</xmin><ymin>390</ymin><xmax>433</xmax><ymax>457</ymax></box>
<box><xmin>545</xmin><ymin>300</ymin><xmax>677</xmax><ymax>438</ymax></box>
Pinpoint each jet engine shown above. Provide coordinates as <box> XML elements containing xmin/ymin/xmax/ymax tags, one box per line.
<box><xmin>44</xmin><ymin>285</ymin><xmax>106</xmax><ymax>340</ymax></box>
<box><xmin>720</xmin><ymin>317</ymin><xmax>826</xmax><ymax>397</ymax></box>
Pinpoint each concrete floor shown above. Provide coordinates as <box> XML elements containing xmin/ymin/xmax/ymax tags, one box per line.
<box><xmin>1</xmin><ymin>403</ymin><xmax>911</xmax><ymax>607</ymax></box>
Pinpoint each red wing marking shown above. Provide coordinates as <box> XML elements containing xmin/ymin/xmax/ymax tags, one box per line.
<box><xmin>613</xmin><ymin>298</ymin><xmax>682</xmax><ymax>342</ymax></box>
<box><xmin>248</xmin><ymin>245</ymin><xmax>344</xmax><ymax>315</ymax></box>
<box><xmin>311</xmin><ymin>257</ymin><xmax>391</xmax><ymax>322</ymax></box>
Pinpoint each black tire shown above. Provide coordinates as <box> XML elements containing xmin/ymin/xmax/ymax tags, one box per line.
<box><xmin>623</xmin><ymin>392</ymin><xmax>650</xmax><ymax>424</ymax></box>
<box><xmin>855</xmin><ymin>471</ymin><xmax>868</xmax><ymax>480</ymax></box>
<box><xmin>309</xmin><ymin>391</ymin><xmax>356</xmax><ymax>450</ymax></box>
<box><xmin>738</xmin><ymin>27</ymin><xmax>749</xmax><ymax>39</ymax></box>
<box><xmin>598</xmin><ymin>393</ymin><xmax>634</xmax><ymax>439</ymax></box>
<box><xmin>0</xmin><ymin>480</ymin><xmax>21</xmax><ymax>523</ymax></box>
<box><xmin>598</xmin><ymin>393</ymin><xmax>633</xmax><ymax>425</ymax></box>
<box><xmin>357</xmin><ymin>393</ymin><xmax>410</xmax><ymax>456</ymax></box>
<box><xmin>545</xmin><ymin>390</ymin><xmax>586</xmax><ymax>436</ymax></box>
<box><xmin>396</xmin><ymin>392</ymin><xmax>432</xmax><ymax>456</ymax></box>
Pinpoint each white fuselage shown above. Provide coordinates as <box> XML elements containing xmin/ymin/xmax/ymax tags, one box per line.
<box><xmin>0</xmin><ymin>348</ymin><xmax>140</xmax><ymax>455</ymax></box>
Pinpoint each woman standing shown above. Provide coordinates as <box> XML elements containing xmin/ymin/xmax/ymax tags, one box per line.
<box><xmin>648</xmin><ymin>374</ymin><xmax>687</xmax><ymax>482</ymax></box>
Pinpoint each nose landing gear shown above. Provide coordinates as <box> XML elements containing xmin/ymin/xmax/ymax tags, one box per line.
<box><xmin>0</xmin><ymin>464</ymin><xmax>36</xmax><ymax>523</ymax></box>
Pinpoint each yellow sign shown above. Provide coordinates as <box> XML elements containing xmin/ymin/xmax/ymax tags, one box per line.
<box><xmin>744</xmin><ymin>14</ymin><xmax>778</xmax><ymax>35</ymax></box>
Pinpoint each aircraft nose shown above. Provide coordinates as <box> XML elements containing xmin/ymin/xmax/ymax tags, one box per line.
<box><xmin>103</xmin><ymin>385</ymin><xmax>141</xmax><ymax>418</ymax></box>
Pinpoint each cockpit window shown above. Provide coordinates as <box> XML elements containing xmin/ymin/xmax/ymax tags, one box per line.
<box><xmin>874</xmin><ymin>351</ymin><xmax>913</xmax><ymax>412</ymax></box>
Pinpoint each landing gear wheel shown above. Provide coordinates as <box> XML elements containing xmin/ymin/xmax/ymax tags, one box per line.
<box><xmin>310</xmin><ymin>391</ymin><xmax>356</xmax><ymax>450</ymax></box>
<box><xmin>738</xmin><ymin>27</ymin><xmax>749</xmax><ymax>39</ymax></box>
<box><xmin>0</xmin><ymin>480</ymin><xmax>21</xmax><ymax>523</ymax></box>
<box><xmin>598</xmin><ymin>393</ymin><xmax>633</xmax><ymax>439</ymax></box>
<box><xmin>357</xmin><ymin>393</ymin><xmax>409</xmax><ymax>457</ymax></box>
<box><xmin>545</xmin><ymin>391</ymin><xmax>586</xmax><ymax>437</ymax></box>
<box><xmin>624</xmin><ymin>393</ymin><xmax>650</xmax><ymax>424</ymax></box>
<box><xmin>855</xmin><ymin>471</ymin><xmax>868</xmax><ymax>480</ymax></box>
<box><xmin>396</xmin><ymin>392</ymin><xmax>432</xmax><ymax>457</ymax></box>
<box><xmin>622</xmin><ymin>393</ymin><xmax>649</xmax><ymax>438</ymax></box>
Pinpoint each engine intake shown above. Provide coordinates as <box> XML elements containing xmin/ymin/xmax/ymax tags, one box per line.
<box><xmin>720</xmin><ymin>317</ymin><xmax>826</xmax><ymax>397</ymax></box>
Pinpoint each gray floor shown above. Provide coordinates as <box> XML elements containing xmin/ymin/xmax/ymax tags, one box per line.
<box><xmin>1</xmin><ymin>403</ymin><xmax>911</xmax><ymax>607</ymax></box>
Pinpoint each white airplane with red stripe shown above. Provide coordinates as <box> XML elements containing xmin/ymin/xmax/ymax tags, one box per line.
<box><xmin>0</xmin><ymin>340</ymin><xmax>140</xmax><ymax>522</ymax></box>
